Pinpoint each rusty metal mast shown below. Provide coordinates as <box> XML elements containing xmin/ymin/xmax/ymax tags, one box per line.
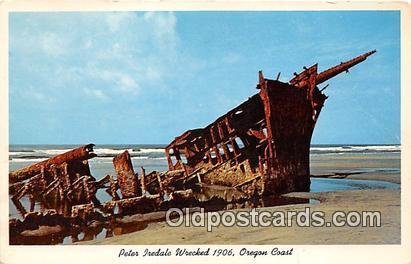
<box><xmin>290</xmin><ymin>50</ymin><xmax>376</xmax><ymax>88</ymax></box>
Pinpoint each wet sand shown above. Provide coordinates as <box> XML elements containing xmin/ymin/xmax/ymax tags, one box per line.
<box><xmin>80</xmin><ymin>153</ymin><xmax>401</xmax><ymax>245</ymax></box>
<box><xmin>310</xmin><ymin>152</ymin><xmax>400</xmax><ymax>184</ymax></box>
<box><xmin>80</xmin><ymin>189</ymin><xmax>399</xmax><ymax>245</ymax></box>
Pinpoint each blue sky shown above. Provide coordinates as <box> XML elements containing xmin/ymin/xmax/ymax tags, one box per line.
<box><xmin>9</xmin><ymin>11</ymin><xmax>400</xmax><ymax>145</ymax></box>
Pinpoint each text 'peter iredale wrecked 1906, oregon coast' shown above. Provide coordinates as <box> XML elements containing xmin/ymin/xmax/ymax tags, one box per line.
<box><xmin>118</xmin><ymin>247</ymin><xmax>294</xmax><ymax>258</ymax></box>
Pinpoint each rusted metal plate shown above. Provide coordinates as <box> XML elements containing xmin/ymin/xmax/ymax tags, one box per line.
<box><xmin>9</xmin><ymin>144</ymin><xmax>96</xmax><ymax>183</ymax></box>
<box><xmin>113</xmin><ymin>150</ymin><xmax>140</xmax><ymax>198</ymax></box>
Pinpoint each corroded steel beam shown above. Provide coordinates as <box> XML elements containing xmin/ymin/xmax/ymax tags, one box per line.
<box><xmin>113</xmin><ymin>150</ymin><xmax>141</xmax><ymax>198</ymax></box>
<box><xmin>290</xmin><ymin>50</ymin><xmax>376</xmax><ymax>88</ymax></box>
<box><xmin>140</xmin><ymin>167</ymin><xmax>147</xmax><ymax>195</ymax></box>
<box><xmin>9</xmin><ymin>144</ymin><xmax>96</xmax><ymax>184</ymax></box>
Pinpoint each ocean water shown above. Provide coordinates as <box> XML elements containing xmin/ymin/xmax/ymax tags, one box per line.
<box><xmin>310</xmin><ymin>177</ymin><xmax>399</xmax><ymax>192</ymax></box>
<box><xmin>9</xmin><ymin>144</ymin><xmax>401</xmax><ymax>180</ymax></box>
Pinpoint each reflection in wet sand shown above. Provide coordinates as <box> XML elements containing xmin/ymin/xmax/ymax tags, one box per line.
<box><xmin>10</xmin><ymin>184</ymin><xmax>312</xmax><ymax>245</ymax></box>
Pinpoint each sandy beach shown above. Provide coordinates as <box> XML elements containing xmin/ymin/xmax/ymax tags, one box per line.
<box><xmin>80</xmin><ymin>188</ymin><xmax>399</xmax><ymax>245</ymax></box>
<box><xmin>79</xmin><ymin>152</ymin><xmax>401</xmax><ymax>245</ymax></box>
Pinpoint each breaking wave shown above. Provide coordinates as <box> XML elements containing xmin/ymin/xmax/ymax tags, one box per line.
<box><xmin>9</xmin><ymin>145</ymin><xmax>166</xmax><ymax>161</ymax></box>
<box><xmin>9</xmin><ymin>144</ymin><xmax>400</xmax><ymax>162</ymax></box>
<box><xmin>310</xmin><ymin>145</ymin><xmax>400</xmax><ymax>154</ymax></box>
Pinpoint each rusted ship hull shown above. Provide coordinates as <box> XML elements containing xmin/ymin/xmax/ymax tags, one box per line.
<box><xmin>164</xmin><ymin>50</ymin><xmax>376</xmax><ymax>196</ymax></box>
<box><xmin>163</xmin><ymin>79</ymin><xmax>324</xmax><ymax>196</ymax></box>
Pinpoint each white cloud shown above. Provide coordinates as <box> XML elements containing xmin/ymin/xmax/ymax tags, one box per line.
<box><xmin>118</xmin><ymin>74</ymin><xmax>137</xmax><ymax>89</ymax></box>
<box><xmin>84</xmin><ymin>88</ymin><xmax>109</xmax><ymax>101</ymax></box>
<box><xmin>90</xmin><ymin>12</ymin><xmax>179</xmax><ymax>94</ymax></box>
<box><xmin>106</xmin><ymin>12</ymin><xmax>134</xmax><ymax>32</ymax></box>
<box><xmin>222</xmin><ymin>52</ymin><xmax>241</xmax><ymax>64</ymax></box>
<box><xmin>143</xmin><ymin>12</ymin><xmax>178</xmax><ymax>51</ymax></box>
<box><xmin>40</xmin><ymin>32</ymin><xmax>68</xmax><ymax>57</ymax></box>
<box><xmin>87</xmin><ymin>67</ymin><xmax>140</xmax><ymax>95</ymax></box>
<box><xmin>21</xmin><ymin>86</ymin><xmax>55</xmax><ymax>103</ymax></box>
<box><xmin>145</xmin><ymin>66</ymin><xmax>161</xmax><ymax>80</ymax></box>
<box><xmin>12</xmin><ymin>12</ymin><xmax>180</xmax><ymax>101</ymax></box>
<box><xmin>84</xmin><ymin>39</ymin><xmax>93</xmax><ymax>49</ymax></box>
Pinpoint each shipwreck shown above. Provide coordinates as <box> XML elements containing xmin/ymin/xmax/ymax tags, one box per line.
<box><xmin>9</xmin><ymin>50</ymin><xmax>376</xmax><ymax>244</ymax></box>
<box><xmin>162</xmin><ymin>50</ymin><xmax>376</xmax><ymax>195</ymax></box>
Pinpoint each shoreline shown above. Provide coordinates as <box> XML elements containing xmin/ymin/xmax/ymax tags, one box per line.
<box><xmin>345</xmin><ymin>173</ymin><xmax>400</xmax><ymax>184</ymax></box>
<box><xmin>78</xmin><ymin>172</ymin><xmax>401</xmax><ymax>245</ymax></box>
